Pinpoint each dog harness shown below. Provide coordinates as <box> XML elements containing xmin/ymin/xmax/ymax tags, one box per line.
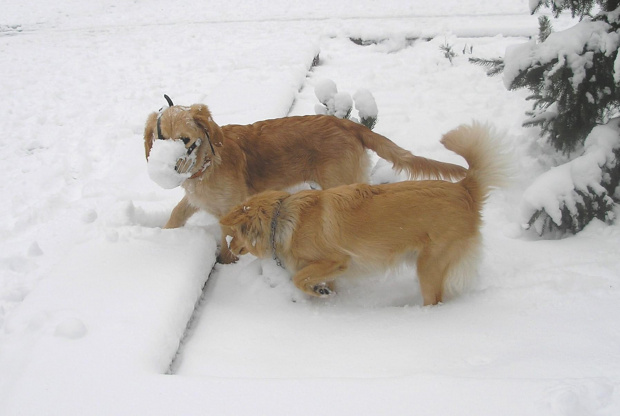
<box><xmin>270</xmin><ymin>201</ymin><xmax>284</xmax><ymax>268</ymax></box>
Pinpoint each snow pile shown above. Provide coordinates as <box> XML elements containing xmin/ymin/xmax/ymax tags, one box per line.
<box><xmin>521</xmin><ymin>118</ymin><xmax>620</xmax><ymax>234</ymax></box>
<box><xmin>147</xmin><ymin>139</ymin><xmax>192</xmax><ymax>189</ymax></box>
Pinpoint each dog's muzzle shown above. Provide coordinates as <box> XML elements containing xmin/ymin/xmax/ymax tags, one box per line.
<box><xmin>174</xmin><ymin>138</ymin><xmax>202</xmax><ymax>174</ymax></box>
<box><xmin>184</xmin><ymin>137</ymin><xmax>201</xmax><ymax>156</ymax></box>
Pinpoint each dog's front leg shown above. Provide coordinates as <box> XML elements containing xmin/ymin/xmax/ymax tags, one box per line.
<box><xmin>217</xmin><ymin>225</ymin><xmax>239</xmax><ymax>264</ymax></box>
<box><xmin>164</xmin><ymin>195</ymin><xmax>198</xmax><ymax>229</ymax></box>
<box><xmin>292</xmin><ymin>259</ymin><xmax>349</xmax><ymax>297</ymax></box>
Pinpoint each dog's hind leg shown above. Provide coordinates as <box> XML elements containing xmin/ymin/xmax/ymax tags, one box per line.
<box><xmin>416</xmin><ymin>238</ymin><xmax>480</xmax><ymax>305</ymax></box>
<box><xmin>416</xmin><ymin>247</ymin><xmax>448</xmax><ymax>306</ymax></box>
<box><xmin>292</xmin><ymin>259</ymin><xmax>349</xmax><ymax>297</ymax></box>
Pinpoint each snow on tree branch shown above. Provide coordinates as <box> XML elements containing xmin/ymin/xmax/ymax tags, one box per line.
<box><xmin>503</xmin><ymin>19</ymin><xmax>620</xmax><ymax>92</ymax></box>
<box><xmin>521</xmin><ymin>118</ymin><xmax>620</xmax><ymax>235</ymax></box>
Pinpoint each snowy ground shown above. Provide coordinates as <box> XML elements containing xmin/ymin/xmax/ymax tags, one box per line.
<box><xmin>1</xmin><ymin>1</ymin><xmax>619</xmax><ymax>415</ymax></box>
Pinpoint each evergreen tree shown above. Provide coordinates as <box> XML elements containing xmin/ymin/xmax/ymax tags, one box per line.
<box><xmin>493</xmin><ymin>0</ymin><xmax>620</xmax><ymax>235</ymax></box>
<box><xmin>530</xmin><ymin>0</ymin><xmax>620</xmax><ymax>17</ymax></box>
<box><xmin>509</xmin><ymin>2</ymin><xmax>620</xmax><ymax>153</ymax></box>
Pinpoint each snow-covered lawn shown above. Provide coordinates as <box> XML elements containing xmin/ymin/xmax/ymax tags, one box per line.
<box><xmin>1</xmin><ymin>1</ymin><xmax>618</xmax><ymax>415</ymax></box>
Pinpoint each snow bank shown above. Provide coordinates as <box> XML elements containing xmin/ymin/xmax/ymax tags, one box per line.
<box><xmin>0</xmin><ymin>226</ymin><xmax>216</xmax><ymax>412</ymax></box>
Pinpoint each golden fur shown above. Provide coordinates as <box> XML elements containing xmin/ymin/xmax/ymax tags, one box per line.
<box><xmin>220</xmin><ymin>122</ymin><xmax>508</xmax><ymax>305</ymax></box>
<box><xmin>144</xmin><ymin>103</ymin><xmax>466</xmax><ymax>263</ymax></box>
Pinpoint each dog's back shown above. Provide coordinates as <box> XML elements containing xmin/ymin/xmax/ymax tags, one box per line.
<box><xmin>223</xmin><ymin>115</ymin><xmax>371</xmax><ymax>190</ymax></box>
<box><xmin>223</xmin><ymin>114</ymin><xmax>466</xmax><ymax>191</ymax></box>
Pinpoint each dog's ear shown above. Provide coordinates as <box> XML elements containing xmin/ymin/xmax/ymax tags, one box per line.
<box><xmin>190</xmin><ymin>104</ymin><xmax>224</xmax><ymax>147</ymax></box>
<box><xmin>220</xmin><ymin>204</ymin><xmax>262</xmax><ymax>243</ymax></box>
<box><xmin>220</xmin><ymin>206</ymin><xmax>247</xmax><ymax>229</ymax></box>
<box><xmin>144</xmin><ymin>112</ymin><xmax>158</xmax><ymax>160</ymax></box>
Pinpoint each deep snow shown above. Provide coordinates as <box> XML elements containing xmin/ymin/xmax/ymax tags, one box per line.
<box><xmin>1</xmin><ymin>1</ymin><xmax>619</xmax><ymax>415</ymax></box>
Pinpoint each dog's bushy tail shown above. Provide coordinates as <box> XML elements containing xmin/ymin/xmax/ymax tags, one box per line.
<box><xmin>440</xmin><ymin>121</ymin><xmax>509</xmax><ymax>205</ymax></box>
<box><xmin>439</xmin><ymin>122</ymin><xmax>509</xmax><ymax>300</ymax></box>
<box><xmin>357</xmin><ymin>127</ymin><xmax>467</xmax><ymax>181</ymax></box>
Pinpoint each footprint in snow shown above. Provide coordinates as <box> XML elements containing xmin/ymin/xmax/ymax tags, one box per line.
<box><xmin>54</xmin><ymin>317</ymin><xmax>88</xmax><ymax>340</ymax></box>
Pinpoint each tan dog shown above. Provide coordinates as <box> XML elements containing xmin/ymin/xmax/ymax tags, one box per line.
<box><xmin>220</xmin><ymin>122</ymin><xmax>508</xmax><ymax>305</ymax></box>
<box><xmin>144</xmin><ymin>100</ymin><xmax>466</xmax><ymax>263</ymax></box>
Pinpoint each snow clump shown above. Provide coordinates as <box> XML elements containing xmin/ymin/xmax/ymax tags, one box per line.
<box><xmin>314</xmin><ymin>79</ymin><xmax>352</xmax><ymax>118</ymax></box>
<box><xmin>147</xmin><ymin>139</ymin><xmax>192</xmax><ymax>189</ymax></box>
<box><xmin>314</xmin><ymin>79</ymin><xmax>338</xmax><ymax>106</ymax></box>
<box><xmin>333</xmin><ymin>91</ymin><xmax>353</xmax><ymax>118</ymax></box>
<box><xmin>353</xmin><ymin>88</ymin><xmax>379</xmax><ymax>120</ymax></box>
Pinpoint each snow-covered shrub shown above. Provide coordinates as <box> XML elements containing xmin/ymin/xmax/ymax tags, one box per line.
<box><xmin>521</xmin><ymin>118</ymin><xmax>620</xmax><ymax>235</ymax></box>
<box><xmin>314</xmin><ymin>79</ymin><xmax>378</xmax><ymax>130</ymax></box>
<box><xmin>353</xmin><ymin>89</ymin><xmax>379</xmax><ymax>130</ymax></box>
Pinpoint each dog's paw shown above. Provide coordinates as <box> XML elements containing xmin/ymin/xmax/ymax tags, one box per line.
<box><xmin>313</xmin><ymin>283</ymin><xmax>333</xmax><ymax>297</ymax></box>
<box><xmin>217</xmin><ymin>251</ymin><xmax>239</xmax><ymax>264</ymax></box>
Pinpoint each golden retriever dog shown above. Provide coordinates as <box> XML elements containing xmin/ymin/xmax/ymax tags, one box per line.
<box><xmin>144</xmin><ymin>97</ymin><xmax>466</xmax><ymax>263</ymax></box>
<box><xmin>220</xmin><ymin>122</ymin><xmax>508</xmax><ymax>305</ymax></box>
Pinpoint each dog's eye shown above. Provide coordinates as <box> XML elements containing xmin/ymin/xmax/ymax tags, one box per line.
<box><xmin>180</xmin><ymin>137</ymin><xmax>190</xmax><ymax>145</ymax></box>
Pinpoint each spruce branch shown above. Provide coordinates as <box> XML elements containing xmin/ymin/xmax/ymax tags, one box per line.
<box><xmin>538</xmin><ymin>15</ymin><xmax>553</xmax><ymax>43</ymax></box>
<box><xmin>468</xmin><ymin>57</ymin><xmax>505</xmax><ymax>76</ymax></box>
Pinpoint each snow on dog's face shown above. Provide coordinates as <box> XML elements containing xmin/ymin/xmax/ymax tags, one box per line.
<box><xmin>227</xmin><ymin>231</ymin><xmax>253</xmax><ymax>257</ymax></box>
<box><xmin>147</xmin><ymin>139</ymin><xmax>194</xmax><ymax>189</ymax></box>
<box><xmin>143</xmin><ymin>103</ymin><xmax>224</xmax><ymax>189</ymax></box>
